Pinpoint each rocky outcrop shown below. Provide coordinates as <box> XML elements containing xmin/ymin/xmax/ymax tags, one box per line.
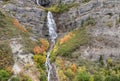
<box><xmin>1</xmin><ymin>0</ymin><xmax>47</xmax><ymax>39</ymax></box>
<box><xmin>35</xmin><ymin>0</ymin><xmax>50</xmax><ymax>6</ymax></box>
<box><xmin>55</xmin><ymin>0</ymin><xmax>100</xmax><ymax>33</ymax></box>
<box><xmin>10</xmin><ymin>38</ymin><xmax>40</xmax><ymax>81</ymax></box>
<box><xmin>54</xmin><ymin>0</ymin><xmax>120</xmax><ymax>63</ymax></box>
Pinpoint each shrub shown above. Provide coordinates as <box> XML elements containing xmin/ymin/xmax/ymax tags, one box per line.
<box><xmin>105</xmin><ymin>75</ymin><xmax>120</xmax><ymax>81</ymax></box>
<box><xmin>0</xmin><ymin>70</ymin><xmax>10</xmax><ymax>81</ymax></box>
<box><xmin>40</xmin><ymin>74</ymin><xmax>47</xmax><ymax>81</ymax></box>
<box><xmin>0</xmin><ymin>11</ymin><xmax>5</xmax><ymax>17</ymax></box>
<box><xmin>94</xmin><ymin>75</ymin><xmax>104</xmax><ymax>81</ymax></box>
<box><xmin>82</xmin><ymin>17</ymin><xmax>96</xmax><ymax>27</ymax></box>
<box><xmin>82</xmin><ymin>0</ymin><xmax>91</xmax><ymax>3</ymax></box>
<box><xmin>76</xmin><ymin>72</ymin><xmax>90</xmax><ymax>81</ymax></box>
<box><xmin>10</xmin><ymin>76</ymin><xmax>20</xmax><ymax>81</ymax></box>
<box><xmin>0</xmin><ymin>41</ymin><xmax>14</xmax><ymax>70</ymax></box>
<box><xmin>13</xmin><ymin>19</ymin><xmax>27</xmax><ymax>32</ymax></box>
<box><xmin>99</xmin><ymin>55</ymin><xmax>104</xmax><ymax>66</ymax></box>
<box><xmin>19</xmin><ymin>73</ymin><xmax>32</xmax><ymax>81</ymax></box>
<box><xmin>33</xmin><ymin>54</ymin><xmax>46</xmax><ymax>69</ymax></box>
<box><xmin>64</xmin><ymin>68</ymin><xmax>75</xmax><ymax>80</ymax></box>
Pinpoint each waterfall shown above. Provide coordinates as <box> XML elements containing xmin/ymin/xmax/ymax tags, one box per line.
<box><xmin>45</xmin><ymin>11</ymin><xmax>57</xmax><ymax>81</ymax></box>
<box><xmin>36</xmin><ymin>0</ymin><xmax>39</xmax><ymax>5</ymax></box>
<box><xmin>47</xmin><ymin>12</ymin><xmax>57</xmax><ymax>44</ymax></box>
<box><xmin>36</xmin><ymin>1</ymin><xmax>58</xmax><ymax>80</ymax></box>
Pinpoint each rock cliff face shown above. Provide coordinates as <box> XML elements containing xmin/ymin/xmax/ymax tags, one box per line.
<box><xmin>54</xmin><ymin>0</ymin><xmax>120</xmax><ymax>62</ymax></box>
<box><xmin>0</xmin><ymin>0</ymin><xmax>120</xmax><ymax>81</ymax></box>
<box><xmin>1</xmin><ymin>0</ymin><xmax>47</xmax><ymax>39</ymax></box>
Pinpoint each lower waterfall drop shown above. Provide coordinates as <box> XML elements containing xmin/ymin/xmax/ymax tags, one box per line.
<box><xmin>45</xmin><ymin>11</ymin><xmax>58</xmax><ymax>81</ymax></box>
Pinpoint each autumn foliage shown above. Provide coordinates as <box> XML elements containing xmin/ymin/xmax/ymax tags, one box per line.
<box><xmin>60</xmin><ymin>32</ymin><xmax>74</xmax><ymax>44</ymax></box>
<box><xmin>33</xmin><ymin>46</ymin><xmax>42</xmax><ymax>54</ymax></box>
<box><xmin>71</xmin><ymin>64</ymin><xmax>77</xmax><ymax>73</ymax></box>
<box><xmin>61</xmin><ymin>58</ymin><xmax>65</xmax><ymax>69</ymax></box>
<box><xmin>33</xmin><ymin>38</ymin><xmax>49</xmax><ymax>54</ymax></box>
<box><xmin>13</xmin><ymin>19</ymin><xmax>27</xmax><ymax>32</ymax></box>
<box><xmin>39</xmin><ymin>38</ymin><xmax>49</xmax><ymax>51</ymax></box>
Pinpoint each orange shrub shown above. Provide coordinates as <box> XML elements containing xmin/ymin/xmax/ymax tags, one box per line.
<box><xmin>71</xmin><ymin>63</ymin><xmax>77</xmax><ymax>73</ymax></box>
<box><xmin>33</xmin><ymin>46</ymin><xmax>42</xmax><ymax>54</ymax></box>
<box><xmin>60</xmin><ymin>32</ymin><xmax>73</xmax><ymax>44</ymax></box>
<box><xmin>34</xmin><ymin>38</ymin><xmax>49</xmax><ymax>54</ymax></box>
<box><xmin>13</xmin><ymin>19</ymin><xmax>27</xmax><ymax>32</ymax></box>
<box><xmin>39</xmin><ymin>38</ymin><xmax>49</xmax><ymax>51</ymax></box>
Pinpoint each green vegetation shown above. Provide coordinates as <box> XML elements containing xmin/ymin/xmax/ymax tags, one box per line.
<box><xmin>33</xmin><ymin>53</ymin><xmax>47</xmax><ymax>81</ymax></box>
<box><xmin>105</xmin><ymin>75</ymin><xmax>120</xmax><ymax>81</ymax></box>
<box><xmin>50</xmin><ymin>16</ymin><xmax>96</xmax><ymax>64</ymax></box>
<box><xmin>0</xmin><ymin>10</ymin><xmax>28</xmax><ymax>40</ymax></box>
<box><xmin>21</xmin><ymin>37</ymin><xmax>38</xmax><ymax>53</ymax></box>
<box><xmin>93</xmin><ymin>75</ymin><xmax>104</xmax><ymax>81</ymax></box>
<box><xmin>55</xmin><ymin>56</ymin><xmax>120</xmax><ymax>81</ymax></box>
<box><xmin>106</xmin><ymin>21</ymin><xmax>113</xmax><ymax>27</ymax></box>
<box><xmin>0</xmin><ymin>10</ymin><xmax>39</xmax><ymax>80</ymax></box>
<box><xmin>81</xmin><ymin>17</ymin><xmax>96</xmax><ymax>27</ymax></box>
<box><xmin>33</xmin><ymin>54</ymin><xmax>46</xmax><ymax>69</ymax></box>
<box><xmin>40</xmin><ymin>3</ymin><xmax>77</xmax><ymax>13</ymax></box>
<box><xmin>10</xmin><ymin>76</ymin><xmax>20</xmax><ymax>81</ymax></box>
<box><xmin>0</xmin><ymin>41</ymin><xmax>14</xmax><ymax>71</ymax></box>
<box><xmin>116</xmin><ymin>16</ymin><xmax>120</xmax><ymax>25</ymax></box>
<box><xmin>0</xmin><ymin>10</ymin><xmax>38</xmax><ymax>53</ymax></box>
<box><xmin>76</xmin><ymin>71</ymin><xmax>90</xmax><ymax>81</ymax></box>
<box><xmin>11</xmin><ymin>73</ymin><xmax>32</xmax><ymax>81</ymax></box>
<box><xmin>9</xmin><ymin>74</ymin><xmax>32</xmax><ymax>81</ymax></box>
<box><xmin>82</xmin><ymin>0</ymin><xmax>91</xmax><ymax>3</ymax></box>
<box><xmin>0</xmin><ymin>70</ymin><xmax>10</xmax><ymax>81</ymax></box>
<box><xmin>0</xmin><ymin>10</ymin><xmax>32</xmax><ymax>71</ymax></box>
<box><xmin>40</xmin><ymin>74</ymin><xmax>47</xmax><ymax>81</ymax></box>
<box><xmin>55</xmin><ymin>57</ymin><xmax>120</xmax><ymax>81</ymax></box>
<box><xmin>51</xmin><ymin>27</ymin><xmax>89</xmax><ymax>61</ymax></box>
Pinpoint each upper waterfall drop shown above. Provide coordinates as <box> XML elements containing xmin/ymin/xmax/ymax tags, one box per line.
<box><xmin>47</xmin><ymin>11</ymin><xmax>57</xmax><ymax>44</ymax></box>
<box><xmin>36</xmin><ymin>0</ymin><xmax>39</xmax><ymax>5</ymax></box>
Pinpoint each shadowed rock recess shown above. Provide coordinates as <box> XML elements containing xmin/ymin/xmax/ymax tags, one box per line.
<box><xmin>0</xmin><ymin>0</ymin><xmax>120</xmax><ymax>81</ymax></box>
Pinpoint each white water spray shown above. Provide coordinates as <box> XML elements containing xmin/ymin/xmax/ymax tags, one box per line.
<box><xmin>45</xmin><ymin>11</ymin><xmax>57</xmax><ymax>81</ymax></box>
<box><xmin>36</xmin><ymin>0</ymin><xmax>39</xmax><ymax>5</ymax></box>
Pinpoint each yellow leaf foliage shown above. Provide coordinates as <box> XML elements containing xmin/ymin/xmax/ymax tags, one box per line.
<box><xmin>39</xmin><ymin>38</ymin><xmax>49</xmax><ymax>51</ymax></box>
<box><xmin>33</xmin><ymin>55</ymin><xmax>46</xmax><ymax>65</ymax></box>
<box><xmin>71</xmin><ymin>63</ymin><xmax>77</xmax><ymax>73</ymax></box>
<box><xmin>33</xmin><ymin>38</ymin><xmax>49</xmax><ymax>54</ymax></box>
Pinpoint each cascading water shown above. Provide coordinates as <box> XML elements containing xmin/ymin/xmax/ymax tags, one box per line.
<box><xmin>36</xmin><ymin>0</ymin><xmax>39</xmax><ymax>5</ymax></box>
<box><xmin>45</xmin><ymin>11</ymin><xmax>58</xmax><ymax>81</ymax></box>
